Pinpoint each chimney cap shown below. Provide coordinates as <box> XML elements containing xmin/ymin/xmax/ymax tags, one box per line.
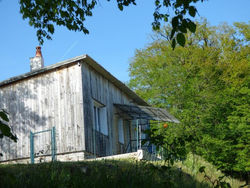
<box><xmin>35</xmin><ymin>46</ymin><xmax>42</xmax><ymax>57</ymax></box>
<box><xmin>30</xmin><ymin>46</ymin><xmax>44</xmax><ymax>71</ymax></box>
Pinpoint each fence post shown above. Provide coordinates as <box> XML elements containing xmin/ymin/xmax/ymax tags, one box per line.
<box><xmin>51</xmin><ymin>127</ymin><xmax>56</xmax><ymax>162</ymax></box>
<box><xmin>30</xmin><ymin>131</ymin><xmax>34</xmax><ymax>164</ymax></box>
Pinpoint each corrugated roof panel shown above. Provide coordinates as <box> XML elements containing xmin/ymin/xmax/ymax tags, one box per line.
<box><xmin>114</xmin><ymin>104</ymin><xmax>180</xmax><ymax>123</ymax></box>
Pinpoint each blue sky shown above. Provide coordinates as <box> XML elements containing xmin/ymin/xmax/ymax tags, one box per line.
<box><xmin>0</xmin><ymin>0</ymin><xmax>249</xmax><ymax>83</ymax></box>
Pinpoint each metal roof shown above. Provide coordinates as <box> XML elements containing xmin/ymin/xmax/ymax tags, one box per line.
<box><xmin>0</xmin><ymin>54</ymin><xmax>148</xmax><ymax>106</ymax></box>
<box><xmin>114</xmin><ymin>104</ymin><xmax>180</xmax><ymax>123</ymax></box>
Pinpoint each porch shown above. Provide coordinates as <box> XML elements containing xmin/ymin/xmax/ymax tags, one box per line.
<box><xmin>90</xmin><ymin>104</ymin><xmax>180</xmax><ymax>159</ymax></box>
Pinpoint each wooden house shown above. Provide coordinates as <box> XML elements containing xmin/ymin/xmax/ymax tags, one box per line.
<box><xmin>0</xmin><ymin>47</ymin><xmax>179</xmax><ymax>163</ymax></box>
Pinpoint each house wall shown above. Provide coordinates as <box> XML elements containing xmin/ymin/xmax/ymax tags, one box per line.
<box><xmin>0</xmin><ymin>64</ymin><xmax>85</xmax><ymax>162</ymax></box>
<box><xmin>81</xmin><ymin>62</ymin><xmax>135</xmax><ymax>156</ymax></box>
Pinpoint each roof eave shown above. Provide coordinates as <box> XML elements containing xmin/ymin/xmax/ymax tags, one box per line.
<box><xmin>0</xmin><ymin>54</ymin><xmax>86</xmax><ymax>87</ymax></box>
<box><xmin>0</xmin><ymin>54</ymin><xmax>148</xmax><ymax>106</ymax></box>
<box><xmin>83</xmin><ymin>55</ymin><xmax>149</xmax><ymax>106</ymax></box>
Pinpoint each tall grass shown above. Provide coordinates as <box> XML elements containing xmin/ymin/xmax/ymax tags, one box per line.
<box><xmin>0</xmin><ymin>159</ymin><xmax>210</xmax><ymax>188</ymax></box>
<box><xmin>174</xmin><ymin>153</ymin><xmax>244</xmax><ymax>188</ymax></box>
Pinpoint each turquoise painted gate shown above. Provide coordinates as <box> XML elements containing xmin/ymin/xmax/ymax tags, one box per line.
<box><xmin>30</xmin><ymin>127</ymin><xmax>56</xmax><ymax>164</ymax></box>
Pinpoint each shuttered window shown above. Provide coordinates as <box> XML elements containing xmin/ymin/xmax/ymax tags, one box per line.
<box><xmin>118</xmin><ymin>118</ymin><xmax>124</xmax><ymax>144</ymax></box>
<box><xmin>93</xmin><ymin>100</ymin><xmax>108</xmax><ymax>136</ymax></box>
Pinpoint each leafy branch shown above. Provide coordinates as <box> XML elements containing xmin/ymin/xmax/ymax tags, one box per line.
<box><xmin>19</xmin><ymin>0</ymin><xmax>204</xmax><ymax>47</ymax></box>
<box><xmin>0</xmin><ymin>109</ymin><xmax>17</xmax><ymax>146</ymax></box>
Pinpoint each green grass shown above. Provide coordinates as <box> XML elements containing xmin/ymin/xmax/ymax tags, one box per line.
<box><xmin>0</xmin><ymin>155</ymin><xmax>245</xmax><ymax>188</ymax></box>
<box><xmin>0</xmin><ymin>159</ymin><xmax>211</xmax><ymax>188</ymax></box>
<box><xmin>174</xmin><ymin>153</ymin><xmax>244</xmax><ymax>188</ymax></box>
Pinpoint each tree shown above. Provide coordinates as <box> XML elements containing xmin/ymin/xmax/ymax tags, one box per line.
<box><xmin>0</xmin><ymin>109</ymin><xmax>17</xmax><ymax>156</ymax></box>
<box><xmin>19</xmin><ymin>0</ymin><xmax>205</xmax><ymax>47</ymax></box>
<box><xmin>128</xmin><ymin>20</ymin><xmax>250</xmax><ymax>183</ymax></box>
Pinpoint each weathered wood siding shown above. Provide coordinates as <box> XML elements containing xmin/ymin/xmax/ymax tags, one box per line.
<box><xmin>81</xmin><ymin>62</ymin><xmax>134</xmax><ymax>156</ymax></box>
<box><xmin>0</xmin><ymin>64</ymin><xmax>85</xmax><ymax>161</ymax></box>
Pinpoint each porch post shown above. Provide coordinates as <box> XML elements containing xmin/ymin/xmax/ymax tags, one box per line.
<box><xmin>139</xmin><ymin>123</ymin><xmax>142</xmax><ymax>149</ymax></box>
<box><xmin>136</xmin><ymin>119</ymin><xmax>139</xmax><ymax>151</ymax></box>
<box><xmin>93</xmin><ymin>128</ymin><xmax>96</xmax><ymax>158</ymax></box>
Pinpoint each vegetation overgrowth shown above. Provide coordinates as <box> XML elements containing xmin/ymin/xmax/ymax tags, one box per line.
<box><xmin>0</xmin><ymin>157</ymin><xmax>244</xmax><ymax>188</ymax></box>
<box><xmin>129</xmin><ymin>20</ymin><xmax>250</xmax><ymax>184</ymax></box>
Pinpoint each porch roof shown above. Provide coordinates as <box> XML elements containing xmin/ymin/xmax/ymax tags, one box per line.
<box><xmin>114</xmin><ymin>104</ymin><xmax>180</xmax><ymax>123</ymax></box>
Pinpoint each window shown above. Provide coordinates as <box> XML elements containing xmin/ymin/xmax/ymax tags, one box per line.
<box><xmin>93</xmin><ymin>100</ymin><xmax>108</xmax><ymax>136</ymax></box>
<box><xmin>118</xmin><ymin>118</ymin><xmax>124</xmax><ymax>144</ymax></box>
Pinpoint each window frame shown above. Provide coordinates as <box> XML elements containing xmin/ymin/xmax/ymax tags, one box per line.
<box><xmin>93</xmin><ymin>100</ymin><xmax>108</xmax><ymax>136</ymax></box>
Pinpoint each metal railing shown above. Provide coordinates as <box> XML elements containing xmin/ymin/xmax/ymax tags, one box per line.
<box><xmin>93</xmin><ymin>130</ymin><xmax>109</xmax><ymax>157</ymax></box>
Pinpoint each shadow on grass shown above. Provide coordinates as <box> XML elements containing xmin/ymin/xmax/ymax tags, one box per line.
<box><xmin>0</xmin><ymin>160</ymin><xmax>211</xmax><ymax>188</ymax></box>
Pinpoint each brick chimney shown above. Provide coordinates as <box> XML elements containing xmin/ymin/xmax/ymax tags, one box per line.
<box><xmin>30</xmin><ymin>46</ymin><xmax>44</xmax><ymax>71</ymax></box>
